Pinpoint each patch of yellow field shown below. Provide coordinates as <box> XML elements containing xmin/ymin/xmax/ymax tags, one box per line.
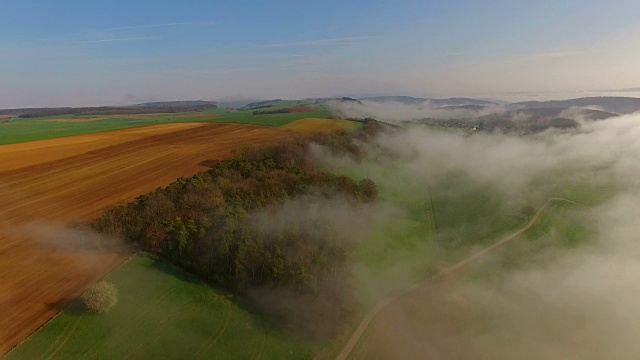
<box><xmin>281</xmin><ymin>118</ymin><xmax>357</xmax><ymax>133</ymax></box>
<box><xmin>44</xmin><ymin>117</ymin><xmax>106</xmax><ymax>123</ymax></box>
<box><xmin>0</xmin><ymin>123</ymin><xmax>205</xmax><ymax>172</ymax></box>
<box><xmin>119</xmin><ymin>112</ymin><xmax>219</xmax><ymax>119</ymax></box>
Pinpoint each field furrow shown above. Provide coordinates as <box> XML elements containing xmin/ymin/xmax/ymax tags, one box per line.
<box><xmin>0</xmin><ymin>122</ymin><xmax>294</xmax><ymax>354</ymax></box>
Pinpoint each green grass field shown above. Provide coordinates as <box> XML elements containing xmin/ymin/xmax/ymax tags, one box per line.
<box><xmin>0</xmin><ymin>105</ymin><xmax>331</xmax><ymax>145</ymax></box>
<box><xmin>461</xmin><ymin>201</ymin><xmax>596</xmax><ymax>284</ymax></box>
<box><xmin>333</xmin><ymin>151</ymin><xmax>615</xmax><ymax>307</ymax></box>
<box><xmin>524</xmin><ymin>202</ymin><xmax>592</xmax><ymax>246</ymax></box>
<box><xmin>211</xmin><ymin>108</ymin><xmax>331</xmax><ymax>127</ymax></box>
<box><xmin>5</xmin><ymin>254</ymin><xmax>316</xmax><ymax>360</ymax></box>
<box><xmin>334</xmin><ymin>161</ymin><xmax>440</xmax><ymax>304</ymax></box>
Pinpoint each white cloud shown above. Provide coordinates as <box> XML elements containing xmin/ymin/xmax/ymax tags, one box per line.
<box><xmin>255</xmin><ymin>36</ymin><xmax>381</xmax><ymax>48</ymax></box>
<box><xmin>102</xmin><ymin>21</ymin><xmax>216</xmax><ymax>31</ymax></box>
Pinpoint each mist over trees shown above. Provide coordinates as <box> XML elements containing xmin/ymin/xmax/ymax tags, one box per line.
<box><xmin>92</xmin><ymin>121</ymin><xmax>385</xmax><ymax>336</ymax></box>
<box><xmin>329</xmin><ymin>97</ymin><xmax>624</xmax><ymax>135</ymax></box>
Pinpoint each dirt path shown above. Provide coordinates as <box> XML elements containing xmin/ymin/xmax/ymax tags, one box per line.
<box><xmin>334</xmin><ymin>197</ymin><xmax>590</xmax><ymax>360</ymax></box>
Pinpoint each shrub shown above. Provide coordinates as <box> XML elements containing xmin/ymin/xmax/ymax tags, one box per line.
<box><xmin>81</xmin><ymin>281</ymin><xmax>118</xmax><ymax>314</ymax></box>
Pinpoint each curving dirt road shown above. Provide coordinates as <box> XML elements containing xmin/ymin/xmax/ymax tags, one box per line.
<box><xmin>334</xmin><ymin>197</ymin><xmax>590</xmax><ymax>360</ymax></box>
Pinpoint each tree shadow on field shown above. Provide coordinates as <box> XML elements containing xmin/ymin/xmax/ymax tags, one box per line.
<box><xmin>142</xmin><ymin>254</ymin><xmax>312</xmax><ymax>344</ymax></box>
<box><xmin>143</xmin><ymin>254</ymin><xmax>205</xmax><ymax>285</ymax></box>
<box><xmin>46</xmin><ymin>297</ymin><xmax>86</xmax><ymax>316</ymax></box>
<box><xmin>198</xmin><ymin>159</ymin><xmax>220</xmax><ymax>168</ymax></box>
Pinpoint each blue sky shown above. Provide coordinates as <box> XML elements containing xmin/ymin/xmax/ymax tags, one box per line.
<box><xmin>1</xmin><ymin>0</ymin><xmax>640</xmax><ymax>107</ymax></box>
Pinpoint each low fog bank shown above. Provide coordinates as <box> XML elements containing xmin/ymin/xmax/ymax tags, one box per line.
<box><xmin>248</xmin><ymin>196</ymin><xmax>380</xmax><ymax>246</ymax></box>
<box><xmin>327</xmin><ymin>100</ymin><xmax>623</xmax><ymax>133</ymax></box>
<box><xmin>307</xmin><ymin>111</ymin><xmax>640</xmax><ymax>357</ymax></box>
<box><xmin>3</xmin><ymin>221</ymin><xmax>127</xmax><ymax>253</ymax></box>
<box><xmin>245</xmin><ymin>196</ymin><xmax>386</xmax><ymax>338</ymax></box>
<box><xmin>328</xmin><ymin>99</ymin><xmax>502</xmax><ymax>121</ymax></box>
<box><xmin>448</xmin><ymin>193</ymin><xmax>640</xmax><ymax>359</ymax></box>
<box><xmin>383</xmin><ymin>113</ymin><xmax>640</xmax><ymax>190</ymax></box>
<box><xmin>321</xmin><ymin>112</ymin><xmax>640</xmax><ymax>212</ymax></box>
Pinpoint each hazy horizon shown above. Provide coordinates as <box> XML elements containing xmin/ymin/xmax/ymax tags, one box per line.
<box><xmin>5</xmin><ymin>90</ymin><xmax>640</xmax><ymax>110</ymax></box>
<box><xmin>2</xmin><ymin>1</ymin><xmax>640</xmax><ymax>108</ymax></box>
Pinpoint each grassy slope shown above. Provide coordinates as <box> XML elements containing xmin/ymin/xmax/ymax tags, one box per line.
<box><xmin>461</xmin><ymin>202</ymin><xmax>596</xmax><ymax>285</ymax></box>
<box><xmin>524</xmin><ymin>202</ymin><xmax>591</xmax><ymax>246</ymax></box>
<box><xmin>281</xmin><ymin>118</ymin><xmax>358</xmax><ymax>132</ymax></box>
<box><xmin>5</xmin><ymin>254</ymin><xmax>316</xmax><ymax>360</ymax></box>
<box><xmin>334</xmin><ymin>146</ymin><xmax>611</xmax><ymax>304</ymax></box>
<box><xmin>210</xmin><ymin>108</ymin><xmax>331</xmax><ymax>127</ymax></box>
<box><xmin>0</xmin><ymin>106</ymin><xmax>331</xmax><ymax>145</ymax></box>
<box><xmin>331</xmin><ymin>161</ymin><xmax>438</xmax><ymax>305</ymax></box>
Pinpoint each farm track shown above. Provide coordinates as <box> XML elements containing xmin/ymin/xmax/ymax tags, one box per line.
<box><xmin>42</xmin><ymin>317</ymin><xmax>80</xmax><ymax>360</ymax></box>
<box><xmin>0</xmin><ymin>122</ymin><xmax>295</xmax><ymax>355</ymax></box>
<box><xmin>250</xmin><ymin>332</ymin><xmax>265</xmax><ymax>360</ymax></box>
<box><xmin>334</xmin><ymin>197</ymin><xmax>590</xmax><ymax>360</ymax></box>
<box><xmin>195</xmin><ymin>300</ymin><xmax>233</xmax><ymax>359</ymax></box>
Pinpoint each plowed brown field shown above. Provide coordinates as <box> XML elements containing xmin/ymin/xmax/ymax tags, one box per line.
<box><xmin>0</xmin><ymin>122</ymin><xmax>294</xmax><ymax>354</ymax></box>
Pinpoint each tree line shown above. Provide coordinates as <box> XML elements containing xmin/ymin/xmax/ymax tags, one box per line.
<box><xmin>1</xmin><ymin>104</ymin><xmax>218</xmax><ymax>118</ymax></box>
<box><xmin>92</xmin><ymin>120</ymin><xmax>387</xmax><ymax>336</ymax></box>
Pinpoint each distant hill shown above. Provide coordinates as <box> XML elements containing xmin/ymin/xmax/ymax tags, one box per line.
<box><xmin>252</xmin><ymin>105</ymin><xmax>318</xmax><ymax>115</ymax></box>
<box><xmin>359</xmin><ymin>96</ymin><xmax>427</xmax><ymax>104</ymax></box>
<box><xmin>359</xmin><ymin>96</ymin><xmax>640</xmax><ymax>114</ymax></box>
<box><xmin>512</xmin><ymin>97</ymin><xmax>640</xmax><ymax>115</ymax></box>
<box><xmin>411</xmin><ymin>106</ymin><xmax>619</xmax><ymax>134</ymax></box>
<box><xmin>0</xmin><ymin>102</ymin><xmax>218</xmax><ymax>118</ymax></box>
<box><xmin>134</xmin><ymin>100</ymin><xmax>217</xmax><ymax>108</ymax></box>
<box><xmin>334</xmin><ymin>97</ymin><xmax>362</xmax><ymax>104</ymax></box>
<box><xmin>314</xmin><ymin>97</ymin><xmax>363</xmax><ymax>105</ymax></box>
<box><xmin>503</xmin><ymin>107</ymin><xmax>618</xmax><ymax>120</ymax></box>
<box><xmin>428</xmin><ymin>97</ymin><xmax>498</xmax><ymax>107</ymax></box>
<box><xmin>439</xmin><ymin>104</ymin><xmax>488</xmax><ymax>112</ymax></box>
<box><xmin>215</xmin><ymin>99</ymin><xmax>262</xmax><ymax>109</ymax></box>
<box><xmin>358</xmin><ymin>96</ymin><xmax>499</xmax><ymax>106</ymax></box>
<box><xmin>238</xmin><ymin>99</ymin><xmax>284</xmax><ymax>111</ymax></box>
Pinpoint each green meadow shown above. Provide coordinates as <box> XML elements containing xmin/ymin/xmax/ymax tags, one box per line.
<box><xmin>0</xmin><ymin>104</ymin><xmax>331</xmax><ymax>145</ymax></box>
<box><xmin>5</xmin><ymin>254</ymin><xmax>316</xmax><ymax>360</ymax></box>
